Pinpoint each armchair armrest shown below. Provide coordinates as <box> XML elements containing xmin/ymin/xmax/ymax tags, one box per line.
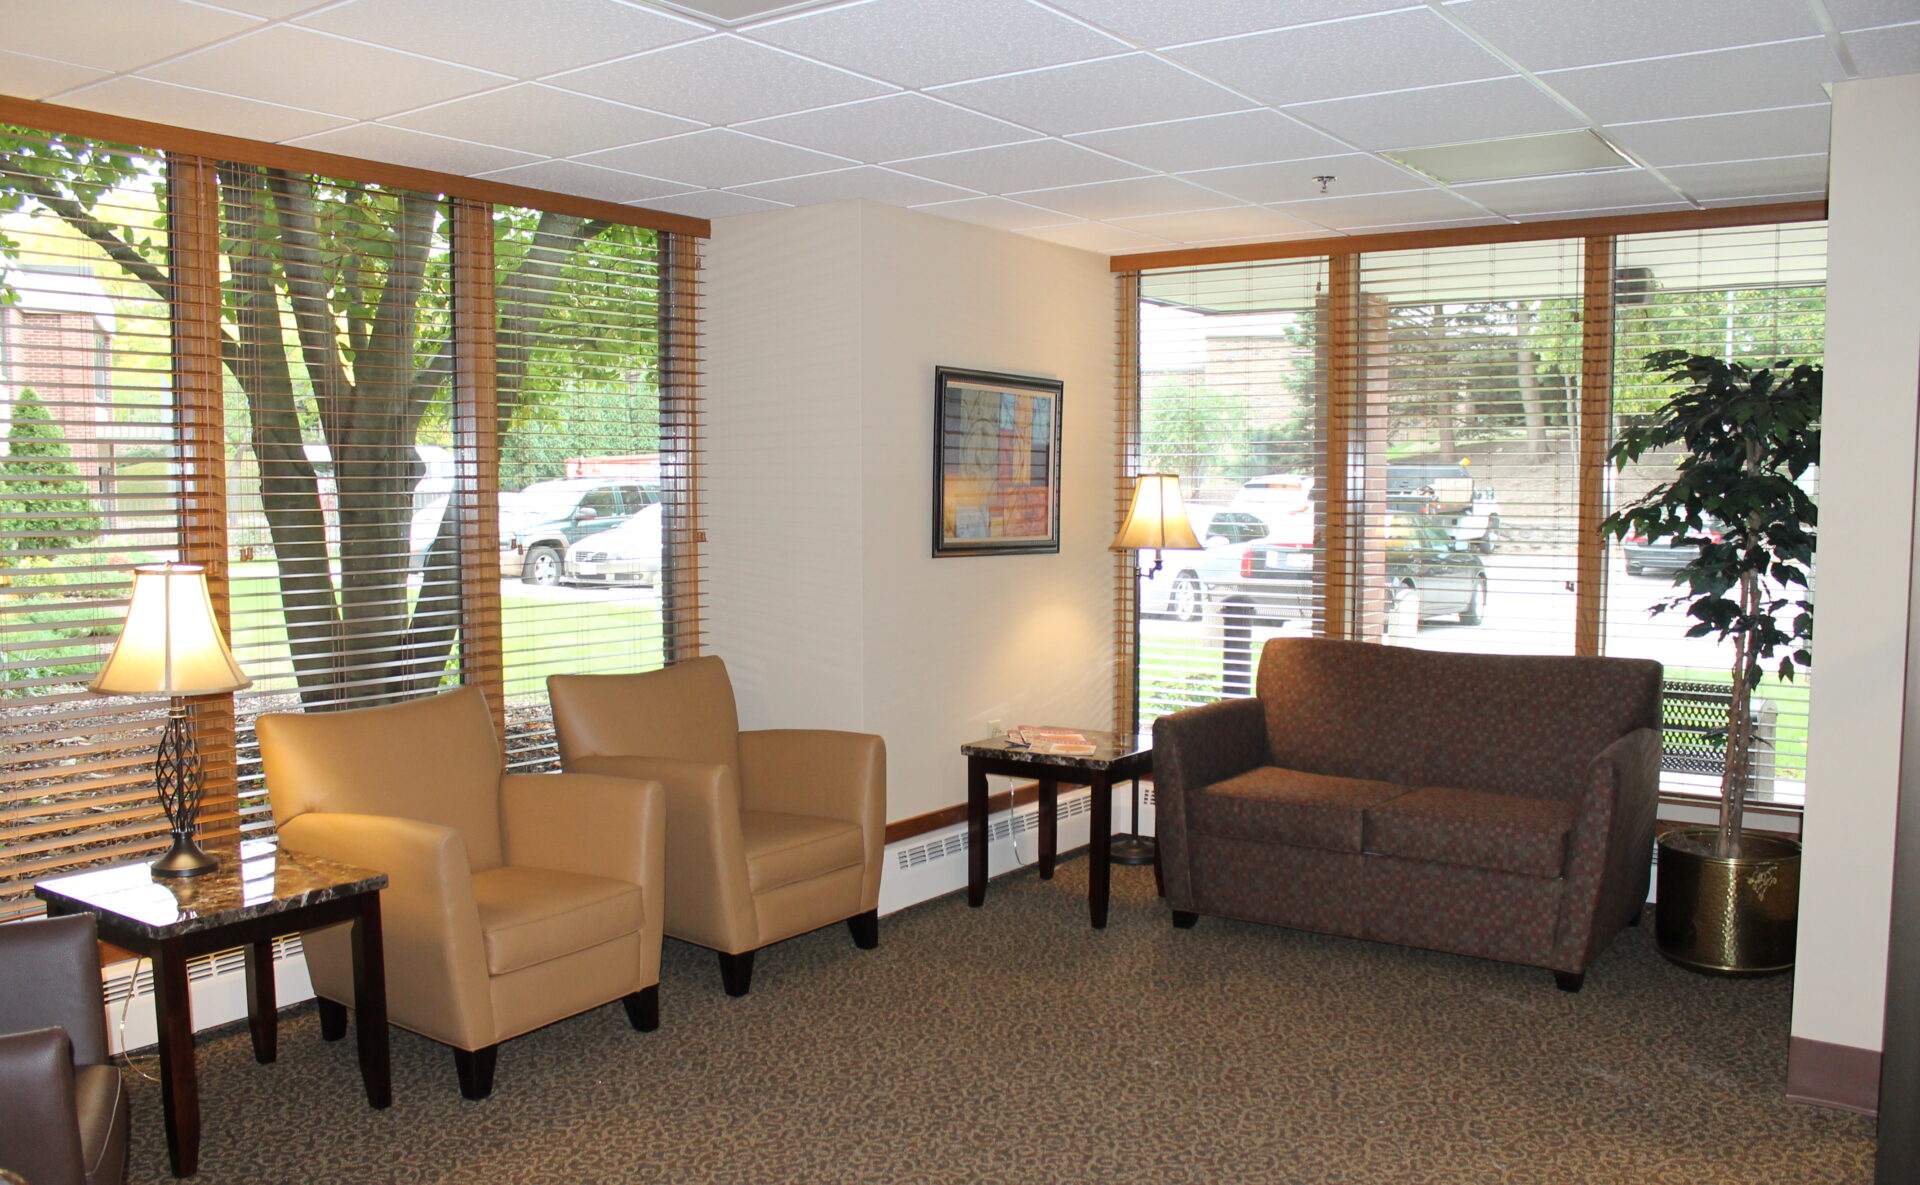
<box><xmin>501</xmin><ymin>773</ymin><xmax>664</xmax><ymax>895</ymax></box>
<box><xmin>1152</xmin><ymin>697</ymin><xmax>1268</xmax><ymax>910</ymax></box>
<box><xmin>738</xmin><ymin>729</ymin><xmax>885</xmax><ymax>829</ymax></box>
<box><xmin>1553</xmin><ymin>726</ymin><xmax>1662</xmax><ymax>971</ymax></box>
<box><xmin>0</xmin><ymin>1026</ymin><xmax>85</xmax><ymax>1185</ymax></box>
<box><xmin>563</xmin><ymin>755</ymin><xmax>756</xmax><ymax>953</ymax></box>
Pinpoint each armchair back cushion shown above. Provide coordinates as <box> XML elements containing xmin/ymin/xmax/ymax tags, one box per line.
<box><xmin>550</xmin><ymin>655</ymin><xmax>740</xmax><ymax>771</ymax></box>
<box><xmin>260</xmin><ymin>684</ymin><xmax>506</xmax><ymax>870</ymax></box>
<box><xmin>1259</xmin><ymin>638</ymin><xmax>1661</xmax><ymax>802</ymax></box>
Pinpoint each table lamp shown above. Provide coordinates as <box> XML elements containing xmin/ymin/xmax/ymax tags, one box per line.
<box><xmin>90</xmin><ymin>563</ymin><xmax>252</xmax><ymax>878</ymax></box>
<box><xmin>1111</xmin><ymin>473</ymin><xmax>1201</xmax><ymax>576</ymax></box>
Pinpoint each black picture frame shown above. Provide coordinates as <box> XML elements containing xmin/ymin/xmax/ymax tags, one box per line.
<box><xmin>932</xmin><ymin>367</ymin><xmax>1063</xmax><ymax>558</ymax></box>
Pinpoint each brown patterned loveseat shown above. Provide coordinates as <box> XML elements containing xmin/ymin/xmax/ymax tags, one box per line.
<box><xmin>1154</xmin><ymin>637</ymin><xmax>1662</xmax><ymax>990</ymax></box>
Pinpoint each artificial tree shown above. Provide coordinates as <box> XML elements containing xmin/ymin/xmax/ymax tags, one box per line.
<box><xmin>1602</xmin><ymin>349</ymin><xmax>1820</xmax><ymax>858</ymax></box>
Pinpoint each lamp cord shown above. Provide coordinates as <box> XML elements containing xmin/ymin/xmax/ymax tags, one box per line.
<box><xmin>114</xmin><ymin>956</ymin><xmax>160</xmax><ymax>1083</ymax></box>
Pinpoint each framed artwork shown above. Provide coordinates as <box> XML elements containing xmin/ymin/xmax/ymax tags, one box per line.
<box><xmin>932</xmin><ymin>367</ymin><xmax>1063</xmax><ymax>558</ymax></box>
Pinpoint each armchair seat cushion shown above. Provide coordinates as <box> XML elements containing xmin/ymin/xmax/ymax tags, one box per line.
<box><xmin>1364</xmin><ymin>785</ymin><xmax>1576</xmax><ymax>878</ymax></box>
<box><xmin>473</xmin><ymin>866</ymin><xmax>644</xmax><ymax>976</ymax></box>
<box><xmin>743</xmin><ymin>811</ymin><xmax>864</xmax><ymax>894</ymax></box>
<box><xmin>1194</xmin><ymin>766</ymin><xmax>1410</xmax><ymax>853</ymax></box>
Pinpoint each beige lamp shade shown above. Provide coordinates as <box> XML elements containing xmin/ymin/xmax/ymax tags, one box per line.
<box><xmin>1111</xmin><ymin>474</ymin><xmax>1202</xmax><ymax>552</ymax></box>
<box><xmin>90</xmin><ymin>563</ymin><xmax>252</xmax><ymax>697</ymax></box>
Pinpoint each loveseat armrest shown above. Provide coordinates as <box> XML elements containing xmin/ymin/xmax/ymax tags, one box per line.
<box><xmin>1553</xmin><ymin>726</ymin><xmax>1662</xmax><ymax>973</ymax></box>
<box><xmin>1152</xmin><ymin>697</ymin><xmax>1268</xmax><ymax>909</ymax></box>
<box><xmin>0</xmin><ymin>1026</ymin><xmax>85</xmax><ymax>1185</ymax></box>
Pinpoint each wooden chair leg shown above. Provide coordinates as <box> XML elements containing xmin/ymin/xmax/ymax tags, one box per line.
<box><xmin>1171</xmin><ymin>910</ymin><xmax>1199</xmax><ymax>929</ymax></box>
<box><xmin>1554</xmin><ymin>970</ymin><xmax>1585</xmax><ymax>993</ymax></box>
<box><xmin>847</xmin><ymin>909</ymin><xmax>879</xmax><ymax>950</ymax></box>
<box><xmin>623</xmin><ymin>986</ymin><xmax>659</xmax><ymax>1032</ymax></box>
<box><xmin>454</xmin><ymin>1045</ymin><xmax>498</xmax><ymax>1100</ymax></box>
<box><xmin>719</xmin><ymin>950</ymin><xmax>755</xmax><ymax>998</ymax></box>
<box><xmin>317</xmin><ymin>997</ymin><xmax>348</xmax><ymax>1041</ymax></box>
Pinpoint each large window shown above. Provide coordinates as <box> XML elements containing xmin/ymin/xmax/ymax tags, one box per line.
<box><xmin>1126</xmin><ymin>216</ymin><xmax>1825</xmax><ymax>809</ymax></box>
<box><xmin>0</xmin><ymin>123</ymin><xmax>699</xmax><ymax>918</ymax></box>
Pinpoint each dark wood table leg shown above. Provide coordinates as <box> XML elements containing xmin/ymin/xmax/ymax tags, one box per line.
<box><xmin>1089</xmin><ymin>772</ymin><xmax>1113</xmax><ymax>929</ymax></box>
<box><xmin>967</xmin><ymin>757</ymin><xmax>988</xmax><ymax>907</ymax></box>
<box><xmin>1037</xmin><ymin>778</ymin><xmax>1059</xmax><ymax>878</ymax></box>
<box><xmin>244</xmin><ymin>938</ymin><xmax>277</xmax><ymax>1064</ymax></box>
<box><xmin>350</xmin><ymin>896</ymin><xmax>392</xmax><ymax>1109</ymax></box>
<box><xmin>151</xmin><ymin>938</ymin><xmax>201</xmax><ymax>1178</ymax></box>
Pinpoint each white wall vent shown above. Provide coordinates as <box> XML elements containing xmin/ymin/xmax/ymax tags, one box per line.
<box><xmin>102</xmin><ymin>933</ymin><xmax>313</xmax><ymax>1055</ymax></box>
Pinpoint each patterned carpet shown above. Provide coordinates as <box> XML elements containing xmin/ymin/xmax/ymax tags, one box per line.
<box><xmin>122</xmin><ymin>858</ymin><xmax>1874</xmax><ymax>1184</ymax></box>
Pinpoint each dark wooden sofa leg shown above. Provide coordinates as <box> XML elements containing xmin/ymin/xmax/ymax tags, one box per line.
<box><xmin>719</xmin><ymin>950</ymin><xmax>755</xmax><ymax>998</ymax></box>
<box><xmin>1626</xmin><ymin>903</ymin><xmax>1643</xmax><ymax>926</ymax></box>
<box><xmin>1554</xmin><ymin>970</ymin><xmax>1585</xmax><ymax>993</ymax></box>
<box><xmin>623</xmin><ymin>985</ymin><xmax>659</xmax><ymax>1032</ymax></box>
<box><xmin>1171</xmin><ymin>910</ymin><xmax>1198</xmax><ymax>929</ymax></box>
<box><xmin>317</xmin><ymin>997</ymin><xmax>348</xmax><ymax>1041</ymax></box>
<box><xmin>455</xmin><ymin>1044</ymin><xmax>498</xmax><ymax>1100</ymax></box>
<box><xmin>847</xmin><ymin>909</ymin><xmax>879</xmax><ymax>950</ymax></box>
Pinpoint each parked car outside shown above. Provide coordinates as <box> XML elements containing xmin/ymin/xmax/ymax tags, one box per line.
<box><xmin>1620</xmin><ymin>517</ymin><xmax>1729</xmax><ymax>577</ymax></box>
<box><xmin>1141</xmin><ymin>506</ymin><xmax>1310</xmax><ymax>622</ymax></box>
<box><xmin>562</xmin><ymin>503</ymin><xmax>662</xmax><ymax>588</ymax></box>
<box><xmin>500</xmin><ymin>476</ymin><xmax>657</xmax><ymax>585</ymax></box>
<box><xmin>1231</xmin><ymin>514</ymin><xmax>1489</xmax><ymax>629</ymax></box>
<box><xmin>1387</xmin><ymin>462</ymin><xmax>1500</xmax><ymax>552</ymax></box>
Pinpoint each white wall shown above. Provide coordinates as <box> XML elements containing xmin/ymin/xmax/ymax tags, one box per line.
<box><xmin>1793</xmin><ymin>73</ymin><xmax>1920</xmax><ymax>1057</ymax></box>
<box><xmin>705</xmin><ymin>201</ymin><xmax>1116</xmax><ymax>820</ymax></box>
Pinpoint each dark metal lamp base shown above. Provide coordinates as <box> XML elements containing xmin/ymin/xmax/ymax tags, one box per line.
<box><xmin>151</xmin><ymin>831</ymin><xmax>219</xmax><ymax>879</ymax></box>
<box><xmin>1109</xmin><ymin>835</ymin><xmax>1157</xmax><ymax>866</ymax></box>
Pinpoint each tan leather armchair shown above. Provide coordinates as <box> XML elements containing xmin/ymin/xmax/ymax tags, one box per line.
<box><xmin>257</xmin><ymin>685</ymin><xmax>665</xmax><ymax>1099</ymax></box>
<box><xmin>0</xmin><ymin>913</ymin><xmax>129</xmax><ymax>1185</ymax></box>
<box><xmin>549</xmin><ymin>656</ymin><xmax>885</xmax><ymax>997</ymax></box>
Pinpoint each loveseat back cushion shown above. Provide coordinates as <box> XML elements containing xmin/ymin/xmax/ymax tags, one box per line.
<box><xmin>1257</xmin><ymin>638</ymin><xmax>1661</xmax><ymax>800</ymax></box>
<box><xmin>1363</xmin><ymin>785</ymin><xmax>1577</xmax><ymax>879</ymax></box>
<box><xmin>1194</xmin><ymin>766</ymin><xmax>1410</xmax><ymax>853</ymax></box>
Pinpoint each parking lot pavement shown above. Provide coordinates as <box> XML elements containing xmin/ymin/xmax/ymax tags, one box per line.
<box><xmin>500</xmin><ymin>578</ymin><xmax>660</xmax><ymax>605</ymax></box>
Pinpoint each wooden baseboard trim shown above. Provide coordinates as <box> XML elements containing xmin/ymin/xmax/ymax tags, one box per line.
<box><xmin>1786</xmin><ymin>1036</ymin><xmax>1880</xmax><ymax>1115</ymax></box>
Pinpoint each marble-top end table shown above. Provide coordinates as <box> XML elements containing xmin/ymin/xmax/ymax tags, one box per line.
<box><xmin>960</xmin><ymin>729</ymin><xmax>1151</xmax><ymax>928</ymax></box>
<box><xmin>38</xmin><ymin>839</ymin><xmax>389</xmax><ymax>1178</ymax></box>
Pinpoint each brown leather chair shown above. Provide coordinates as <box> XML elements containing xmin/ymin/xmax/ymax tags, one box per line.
<box><xmin>0</xmin><ymin>914</ymin><xmax>129</xmax><ymax>1185</ymax></box>
<box><xmin>548</xmin><ymin>656</ymin><xmax>885</xmax><ymax>996</ymax></box>
<box><xmin>257</xmin><ymin>685</ymin><xmax>665</xmax><ymax>1099</ymax></box>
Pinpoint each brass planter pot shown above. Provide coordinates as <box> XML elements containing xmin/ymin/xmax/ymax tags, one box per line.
<box><xmin>1654</xmin><ymin>827</ymin><xmax>1801</xmax><ymax>976</ymax></box>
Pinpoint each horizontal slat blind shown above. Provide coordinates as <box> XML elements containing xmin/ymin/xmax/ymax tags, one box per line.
<box><xmin>493</xmin><ymin>206</ymin><xmax>677</xmax><ymax>771</ymax></box>
<box><xmin>1605</xmin><ymin>222</ymin><xmax>1827</xmax><ymax>806</ymax></box>
<box><xmin>0</xmin><ymin>129</ymin><xmax>181</xmax><ymax>915</ymax></box>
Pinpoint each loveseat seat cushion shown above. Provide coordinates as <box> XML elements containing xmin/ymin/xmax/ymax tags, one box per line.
<box><xmin>1364</xmin><ymin>786</ymin><xmax>1576</xmax><ymax>878</ymax></box>
<box><xmin>1195</xmin><ymin>766</ymin><xmax>1411</xmax><ymax>853</ymax></box>
<box><xmin>473</xmin><ymin>866</ymin><xmax>644</xmax><ymax>976</ymax></box>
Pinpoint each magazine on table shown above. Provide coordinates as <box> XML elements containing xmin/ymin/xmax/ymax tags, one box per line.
<box><xmin>1005</xmin><ymin>727</ymin><xmax>1097</xmax><ymax>756</ymax></box>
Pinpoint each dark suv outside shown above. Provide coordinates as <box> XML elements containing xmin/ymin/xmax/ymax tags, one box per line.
<box><xmin>499</xmin><ymin>477</ymin><xmax>658</xmax><ymax>585</ymax></box>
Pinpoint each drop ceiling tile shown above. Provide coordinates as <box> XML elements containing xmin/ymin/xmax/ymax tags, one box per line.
<box><xmin>1539</xmin><ymin>39</ymin><xmax>1839</xmax><ymax>125</ymax></box>
<box><xmin>1700</xmin><ymin>190</ymin><xmax>1823</xmax><ymax>209</ymax></box>
<box><xmin>1509</xmin><ymin>199</ymin><xmax>1691</xmax><ymax>222</ymax></box>
<box><xmin>1018</xmin><ymin>222</ymin><xmax>1172</xmax><ymax>253</ymax></box>
<box><xmin>1847</xmin><ymin>20</ymin><xmax>1920</xmax><ymax>77</ymax></box>
<box><xmin>1111</xmin><ymin>206</ymin><xmax>1321</xmax><ymax>240</ymax></box>
<box><xmin>142</xmin><ymin>26</ymin><xmax>510</xmax><ymax>120</ymax></box>
<box><xmin>1</xmin><ymin>0</ymin><xmax>260</xmax><ymax>72</ymax></box>
<box><xmin>729</xmin><ymin>166</ymin><xmax>976</xmax><ymax>206</ymax></box>
<box><xmin>200</xmin><ymin>0</ymin><xmax>325</xmax><ymax>15</ymax></box>
<box><xmin>929</xmin><ymin>54</ymin><xmax>1249</xmax><ymax>137</ymax></box>
<box><xmin>1279</xmin><ymin>187</ymin><xmax>1494</xmax><ymax>230</ymax></box>
<box><xmin>1068</xmin><ymin>109</ymin><xmax>1347</xmax><ymax>174</ymax></box>
<box><xmin>1290</xmin><ymin>76</ymin><xmax>1584</xmax><ymax>151</ymax></box>
<box><xmin>289</xmin><ymin>123</ymin><xmax>544</xmax><ymax>176</ymax></box>
<box><xmin>1661</xmin><ymin>154</ymin><xmax>1830</xmax><ymax>202</ymax></box>
<box><xmin>1047</xmin><ymin>0</ymin><xmax>1415</xmax><ymax>48</ymax></box>
<box><xmin>1177</xmin><ymin>154</ymin><xmax>1426</xmax><ymax>204</ymax></box>
<box><xmin>552</xmin><ymin>35</ymin><xmax>891</xmax><ymax>126</ymax></box>
<box><xmin>890</xmin><ymin>139</ymin><xmax>1149</xmax><ymax>192</ymax></box>
<box><xmin>1455</xmin><ymin>169</ymin><xmax>1680</xmax><ymax>217</ymax></box>
<box><xmin>638</xmin><ymin>190</ymin><xmax>790</xmax><ymax>219</ymax></box>
<box><xmin>581</xmin><ymin>128</ymin><xmax>853</xmax><ymax>189</ymax></box>
<box><xmin>1445</xmin><ymin>0</ymin><xmax>1821</xmax><ymax>71</ymax></box>
<box><xmin>62</xmin><ymin>76</ymin><xmax>350</xmax><ymax>141</ymax></box>
<box><xmin>737</xmin><ymin>95</ymin><xmax>1034</xmax><ymax>163</ymax></box>
<box><xmin>1823</xmin><ymin>1</ymin><xmax>1920</xmax><ymax>31</ymax></box>
<box><xmin>383</xmin><ymin>85</ymin><xmax>701</xmax><ymax>158</ymax></box>
<box><xmin>1601</xmin><ymin>106</ymin><xmax>1831</xmax><ymax>169</ymax></box>
<box><xmin>297</xmin><ymin>0</ymin><xmax>706</xmax><ymax>78</ymax></box>
<box><xmin>478</xmin><ymin>159</ymin><xmax>693</xmax><ymax>203</ymax></box>
<box><xmin>1165</xmin><ymin>9</ymin><xmax>1510</xmax><ymax>107</ymax></box>
<box><xmin>0</xmin><ymin>50</ymin><xmax>113</xmax><ymax>101</ymax></box>
<box><xmin>745</xmin><ymin>0</ymin><xmax>1128</xmax><ymax>88</ymax></box>
<box><xmin>1013</xmin><ymin>175</ymin><xmax>1231</xmax><ymax>221</ymax></box>
<box><xmin>910</xmin><ymin>196</ymin><xmax>1078</xmax><ymax>231</ymax></box>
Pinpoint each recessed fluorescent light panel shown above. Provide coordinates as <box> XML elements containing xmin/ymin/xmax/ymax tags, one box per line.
<box><xmin>643</xmin><ymin>0</ymin><xmax>844</xmax><ymax>23</ymax></box>
<box><xmin>1384</xmin><ymin>129</ymin><xmax>1632</xmax><ymax>185</ymax></box>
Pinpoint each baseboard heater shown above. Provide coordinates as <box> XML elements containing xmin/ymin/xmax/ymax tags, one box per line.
<box><xmin>100</xmin><ymin>934</ymin><xmax>314</xmax><ymax>1056</ymax></box>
